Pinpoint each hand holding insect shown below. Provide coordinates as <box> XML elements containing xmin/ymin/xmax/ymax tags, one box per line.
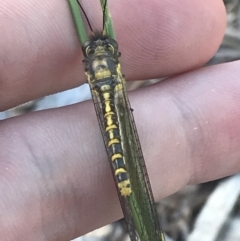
<box><xmin>1</xmin><ymin>1</ymin><xmax>237</xmax><ymax>241</ymax></box>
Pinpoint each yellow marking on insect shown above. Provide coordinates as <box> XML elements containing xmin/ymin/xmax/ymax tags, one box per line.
<box><xmin>100</xmin><ymin>84</ymin><xmax>111</xmax><ymax>92</ymax></box>
<box><xmin>104</xmin><ymin>111</ymin><xmax>115</xmax><ymax>118</ymax></box>
<box><xmin>104</xmin><ymin>100</ymin><xmax>112</xmax><ymax>113</ymax></box>
<box><xmin>108</xmin><ymin>129</ymin><xmax>115</xmax><ymax>139</ymax></box>
<box><xmin>106</xmin><ymin>124</ymin><xmax>117</xmax><ymax>131</ymax></box>
<box><xmin>92</xmin><ymin>89</ymin><xmax>99</xmax><ymax>97</ymax></box>
<box><xmin>85</xmin><ymin>71</ymin><xmax>96</xmax><ymax>85</ymax></box>
<box><xmin>106</xmin><ymin>115</ymin><xmax>114</xmax><ymax>126</ymax></box>
<box><xmin>108</xmin><ymin>138</ymin><xmax>120</xmax><ymax>147</ymax></box>
<box><xmin>115</xmin><ymin>167</ymin><xmax>126</xmax><ymax>175</ymax></box>
<box><xmin>118</xmin><ymin>180</ymin><xmax>132</xmax><ymax>196</ymax></box>
<box><xmin>95</xmin><ymin>69</ymin><xmax>111</xmax><ymax>80</ymax></box>
<box><xmin>111</xmin><ymin>153</ymin><xmax>122</xmax><ymax>161</ymax></box>
<box><xmin>116</xmin><ymin>64</ymin><xmax>125</xmax><ymax>79</ymax></box>
<box><xmin>115</xmin><ymin>83</ymin><xmax>123</xmax><ymax>92</ymax></box>
<box><xmin>103</xmin><ymin>92</ymin><xmax>111</xmax><ymax>99</ymax></box>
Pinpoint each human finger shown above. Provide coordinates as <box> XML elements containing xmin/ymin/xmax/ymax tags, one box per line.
<box><xmin>0</xmin><ymin>0</ymin><xmax>226</xmax><ymax>110</ymax></box>
<box><xmin>1</xmin><ymin>61</ymin><xmax>240</xmax><ymax>240</ymax></box>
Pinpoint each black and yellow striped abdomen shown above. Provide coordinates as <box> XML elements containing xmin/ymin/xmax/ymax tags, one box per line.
<box><xmin>98</xmin><ymin>82</ymin><xmax>131</xmax><ymax>197</ymax></box>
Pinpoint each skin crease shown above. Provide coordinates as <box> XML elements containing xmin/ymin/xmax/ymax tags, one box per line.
<box><xmin>1</xmin><ymin>0</ymin><xmax>239</xmax><ymax>241</ymax></box>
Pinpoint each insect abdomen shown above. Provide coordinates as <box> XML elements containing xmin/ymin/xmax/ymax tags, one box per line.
<box><xmin>100</xmin><ymin>84</ymin><xmax>131</xmax><ymax>197</ymax></box>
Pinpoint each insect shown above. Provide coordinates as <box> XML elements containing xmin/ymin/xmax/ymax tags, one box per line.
<box><xmin>69</xmin><ymin>1</ymin><xmax>166</xmax><ymax>240</ymax></box>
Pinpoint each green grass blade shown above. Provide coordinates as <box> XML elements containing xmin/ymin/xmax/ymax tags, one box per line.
<box><xmin>99</xmin><ymin>0</ymin><xmax>115</xmax><ymax>39</ymax></box>
<box><xmin>68</xmin><ymin>0</ymin><xmax>88</xmax><ymax>45</ymax></box>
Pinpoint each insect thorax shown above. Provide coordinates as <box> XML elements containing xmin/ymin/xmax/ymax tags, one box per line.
<box><xmin>82</xmin><ymin>36</ymin><xmax>122</xmax><ymax>88</ymax></box>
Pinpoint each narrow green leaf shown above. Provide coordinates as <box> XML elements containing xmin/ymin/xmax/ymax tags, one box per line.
<box><xmin>68</xmin><ymin>0</ymin><xmax>88</xmax><ymax>45</ymax></box>
<box><xmin>99</xmin><ymin>0</ymin><xmax>115</xmax><ymax>39</ymax></box>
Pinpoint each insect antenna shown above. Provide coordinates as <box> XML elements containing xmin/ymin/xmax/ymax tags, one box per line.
<box><xmin>102</xmin><ymin>0</ymin><xmax>108</xmax><ymax>34</ymax></box>
<box><xmin>76</xmin><ymin>0</ymin><xmax>93</xmax><ymax>33</ymax></box>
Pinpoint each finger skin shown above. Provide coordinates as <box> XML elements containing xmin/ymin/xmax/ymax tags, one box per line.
<box><xmin>1</xmin><ymin>61</ymin><xmax>240</xmax><ymax>241</ymax></box>
<box><xmin>0</xmin><ymin>0</ymin><xmax>226</xmax><ymax>110</ymax></box>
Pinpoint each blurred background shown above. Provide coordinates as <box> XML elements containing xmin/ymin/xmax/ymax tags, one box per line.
<box><xmin>1</xmin><ymin>1</ymin><xmax>240</xmax><ymax>241</ymax></box>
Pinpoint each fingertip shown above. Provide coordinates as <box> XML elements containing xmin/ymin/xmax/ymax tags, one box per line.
<box><xmin>110</xmin><ymin>0</ymin><xmax>226</xmax><ymax>79</ymax></box>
